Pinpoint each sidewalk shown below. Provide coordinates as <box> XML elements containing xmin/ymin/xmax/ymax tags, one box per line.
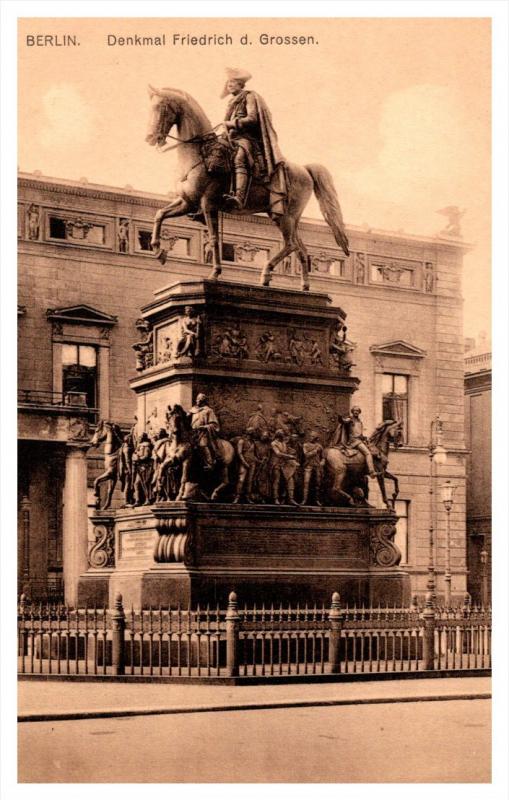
<box><xmin>18</xmin><ymin>676</ymin><xmax>491</xmax><ymax>722</ymax></box>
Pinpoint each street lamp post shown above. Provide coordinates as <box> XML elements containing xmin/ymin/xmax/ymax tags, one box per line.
<box><xmin>427</xmin><ymin>415</ymin><xmax>447</xmax><ymax>606</ymax></box>
<box><xmin>480</xmin><ymin>546</ymin><xmax>488</xmax><ymax>608</ymax></box>
<box><xmin>422</xmin><ymin>415</ymin><xmax>447</xmax><ymax>670</ymax></box>
<box><xmin>440</xmin><ymin>481</ymin><xmax>455</xmax><ymax>608</ymax></box>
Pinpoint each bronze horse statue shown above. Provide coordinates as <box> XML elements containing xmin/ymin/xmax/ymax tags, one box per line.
<box><xmin>145</xmin><ymin>85</ymin><xmax>349</xmax><ymax>291</ymax></box>
<box><xmin>325</xmin><ymin>419</ymin><xmax>404</xmax><ymax>508</ymax></box>
<box><xmin>90</xmin><ymin>419</ymin><xmax>124</xmax><ymax>510</ymax></box>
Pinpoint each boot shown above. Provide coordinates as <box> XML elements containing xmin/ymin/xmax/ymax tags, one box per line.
<box><xmin>223</xmin><ymin>168</ymin><xmax>249</xmax><ymax>210</ymax></box>
<box><xmin>365</xmin><ymin>451</ymin><xmax>377</xmax><ymax>478</ymax></box>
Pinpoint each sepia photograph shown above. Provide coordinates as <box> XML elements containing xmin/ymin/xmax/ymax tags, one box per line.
<box><xmin>2</xmin><ymin>1</ymin><xmax>508</xmax><ymax>793</ymax></box>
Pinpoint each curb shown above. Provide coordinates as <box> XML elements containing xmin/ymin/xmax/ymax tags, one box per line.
<box><xmin>18</xmin><ymin>691</ymin><xmax>491</xmax><ymax>723</ymax></box>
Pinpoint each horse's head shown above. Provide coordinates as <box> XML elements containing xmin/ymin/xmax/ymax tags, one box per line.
<box><xmin>146</xmin><ymin>85</ymin><xmax>212</xmax><ymax>148</ymax></box>
<box><xmin>369</xmin><ymin>419</ymin><xmax>404</xmax><ymax>453</ymax></box>
<box><xmin>387</xmin><ymin>420</ymin><xmax>404</xmax><ymax>448</ymax></box>
<box><xmin>90</xmin><ymin>418</ymin><xmax>107</xmax><ymax>447</ymax></box>
<box><xmin>146</xmin><ymin>85</ymin><xmax>180</xmax><ymax>147</ymax></box>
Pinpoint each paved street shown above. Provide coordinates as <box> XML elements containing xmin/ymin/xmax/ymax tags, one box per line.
<box><xmin>19</xmin><ymin>698</ymin><xmax>490</xmax><ymax>783</ymax></box>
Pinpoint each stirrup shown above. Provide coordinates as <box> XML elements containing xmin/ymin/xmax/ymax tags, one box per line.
<box><xmin>222</xmin><ymin>193</ymin><xmax>244</xmax><ymax>211</ymax></box>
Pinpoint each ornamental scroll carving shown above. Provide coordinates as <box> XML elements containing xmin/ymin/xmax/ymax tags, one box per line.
<box><xmin>88</xmin><ymin>522</ymin><xmax>115</xmax><ymax>568</ymax></box>
<box><xmin>369</xmin><ymin>522</ymin><xmax>401</xmax><ymax>568</ymax></box>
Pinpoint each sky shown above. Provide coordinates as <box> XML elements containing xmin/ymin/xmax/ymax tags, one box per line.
<box><xmin>18</xmin><ymin>17</ymin><xmax>491</xmax><ymax>339</ymax></box>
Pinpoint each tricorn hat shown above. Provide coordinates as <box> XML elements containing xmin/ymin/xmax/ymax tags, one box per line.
<box><xmin>221</xmin><ymin>67</ymin><xmax>252</xmax><ymax>99</ymax></box>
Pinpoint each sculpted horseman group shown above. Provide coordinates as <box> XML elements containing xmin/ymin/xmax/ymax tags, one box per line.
<box><xmin>90</xmin><ymin>399</ymin><xmax>403</xmax><ymax>512</ymax></box>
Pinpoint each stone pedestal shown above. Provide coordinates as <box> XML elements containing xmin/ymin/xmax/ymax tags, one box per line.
<box><xmin>94</xmin><ymin>503</ymin><xmax>411</xmax><ymax>609</ymax></box>
<box><xmin>76</xmin><ymin>280</ymin><xmax>410</xmax><ymax>609</ymax></box>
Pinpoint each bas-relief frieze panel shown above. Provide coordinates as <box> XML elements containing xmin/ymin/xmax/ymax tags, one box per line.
<box><xmin>153</xmin><ymin>315</ymin><xmax>331</xmax><ymax>371</ymax></box>
<box><xmin>208</xmin><ymin>319</ymin><xmax>328</xmax><ymax>369</ymax></box>
<box><xmin>194</xmin><ymin>382</ymin><xmax>350</xmax><ymax>443</ymax></box>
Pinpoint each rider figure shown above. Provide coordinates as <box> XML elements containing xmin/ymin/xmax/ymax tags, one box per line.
<box><xmin>221</xmin><ymin>68</ymin><xmax>286</xmax><ymax>213</ymax></box>
<box><xmin>330</xmin><ymin>406</ymin><xmax>378</xmax><ymax>478</ymax></box>
<box><xmin>189</xmin><ymin>393</ymin><xmax>221</xmax><ymax>471</ymax></box>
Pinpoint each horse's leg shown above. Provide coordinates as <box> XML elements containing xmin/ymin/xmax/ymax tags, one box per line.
<box><xmin>105</xmin><ymin>476</ymin><xmax>117</xmax><ymax>510</ymax></box>
<box><xmin>384</xmin><ymin>470</ymin><xmax>399</xmax><ymax>508</ymax></box>
<box><xmin>176</xmin><ymin>457</ymin><xmax>191</xmax><ymax>501</ymax></box>
<box><xmin>211</xmin><ymin>465</ymin><xmax>230</xmax><ymax>501</ymax></box>
<box><xmin>330</xmin><ymin>465</ymin><xmax>354</xmax><ymax>506</ymax></box>
<box><xmin>295</xmin><ymin>232</ymin><xmax>311</xmax><ymax>292</ymax></box>
<box><xmin>261</xmin><ymin>215</ymin><xmax>298</xmax><ymax>287</ymax></box>
<box><xmin>151</xmin><ymin>196</ymin><xmax>192</xmax><ymax>262</ymax></box>
<box><xmin>376</xmin><ymin>472</ymin><xmax>390</xmax><ymax>509</ymax></box>
<box><xmin>94</xmin><ymin>469</ymin><xmax>114</xmax><ymax>507</ymax></box>
<box><xmin>202</xmin><ymin>202</ymin><xmax>222</xmax><ymax>280</ymax></box>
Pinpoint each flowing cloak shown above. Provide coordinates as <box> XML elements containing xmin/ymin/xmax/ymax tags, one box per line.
<box><xmin>226</xmin><ymin>89</ymin><xmax>287</xmax><ymax>215</ymax></box>
<box><xmin>328</xmin><ymin>417</ymin><xmax>353</xmax><ymax>452</ymax></box>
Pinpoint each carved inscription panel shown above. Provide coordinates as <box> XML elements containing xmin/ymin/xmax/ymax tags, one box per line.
<box><xmin>118</xmin><ymin>530</ymin><xmax>156</xmax><ymax>562</ymax></box>
<box><xmin>201</xmin><ymin>529</ymin><xmax>365</xmax><ymax>566</ymax></box>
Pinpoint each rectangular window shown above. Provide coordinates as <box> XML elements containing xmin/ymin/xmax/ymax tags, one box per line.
<box><xmin>62</xmin><ymin>344</ymin><xmax>97</xmax><ymax>408</ymax></box>
<box><xmin>394</xmin><ymin>499</ymin><xmax>409</xmax><ymax>564</ymax></box>
<box><xmin>49</xmin><ymin>216</ymin><xmax>67</xmax><ymax>239</ymax></box>
<box><xmin>330</xmin><ymin>259</ymin><xmax>346</xmax><ymax>277</ymax></box>
<box><xmin>382</xmin><ymin>373</ymin><xmax>409</xmax><ymax>443</ymax></box>
<box><xmin>138</xmin><ymin>230</ymin><xmax>153</xmax><ymax>251</ymax></box>
<box><xmin>222</xmin><ymin>242</ymin><xmax>235</xmax><ymax>262</ymax></box>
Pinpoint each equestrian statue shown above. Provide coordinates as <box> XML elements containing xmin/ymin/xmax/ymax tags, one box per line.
<box><xmin>145</xmin><ymin>68</ymin><xmax>350</xmax><ymax>291</ymax></box>
<box><xmin>325</xmin><ymin>414</ymin><xmax>404</xmax><ymax>509</ymax></box>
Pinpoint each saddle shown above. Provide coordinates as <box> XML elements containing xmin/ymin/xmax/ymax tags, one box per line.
<box><xmin>200</xmin><ymin>134</ymin><xmax>267</xmax><ymax>182</ymax></box>
<box><xmin>331</xmin><ymin>443</ymin><xmax>380</xmax><ymax>461</ymax></box>
<box><xmin>200</xmin><ymin>134</ymin><xmax>232</xmax><ymax>176</ymax></box>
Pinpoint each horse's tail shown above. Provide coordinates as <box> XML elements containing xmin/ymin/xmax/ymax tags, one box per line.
<box><xmin>305</xmin><ymin>164</ymin><xmax>350</xmax><ymax>256</ymax></box>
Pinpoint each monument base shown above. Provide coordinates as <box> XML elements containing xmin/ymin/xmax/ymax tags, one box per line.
<box><xmin>79</xmin><ymin>503</ymin><xmax>411</xmax><ymax>609</ymax></box>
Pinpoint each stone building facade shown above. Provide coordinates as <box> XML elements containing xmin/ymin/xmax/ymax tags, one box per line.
<box><xmin>464</xmin><ymin>336</ymin><xmax>492</xmax><ymax>603</ymax></box>
<box><xmin>18</xmin><ymin>172</ymin><xmax>469</xmax><ymax>603</ymax></box>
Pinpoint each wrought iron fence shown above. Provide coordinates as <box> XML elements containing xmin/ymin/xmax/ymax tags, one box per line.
<box><xmin>17</xmin><ymin>592</ymin><xmax>491</xmax><ymax>679</ymax></box>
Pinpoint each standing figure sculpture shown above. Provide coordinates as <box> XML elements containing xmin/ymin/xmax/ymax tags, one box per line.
<box><xmin>301</xmin><ymin>431</ymin><xmax>325</xmax><ymax>506</ymax></box>
<box><xmin>146</xmin><ymin>73</ymin><xmax>349</xmax><ymax>291</ymax></box>
<box><xmin>152</xmin><ymin>427</ymin><xmax>175</xmax><ymax>502</ymax></box>
<box><xmin>118</xmin><ymin>433</ymin><xmax>135</xmax><ymax>506</ymax></box>
<box><xmin>270</xmin><ymin>430</ymin><xmax>299</xmax><ymax>506</ymax></box>
<box><xmin>132</xmin><ymin>432</ymin><xmax>154</xmax><ymax>505</ymax></box>
<box><xmin>232</xmin><ymin>427</ymin><xmax>259</xmax><ymax>504</ymax></box>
